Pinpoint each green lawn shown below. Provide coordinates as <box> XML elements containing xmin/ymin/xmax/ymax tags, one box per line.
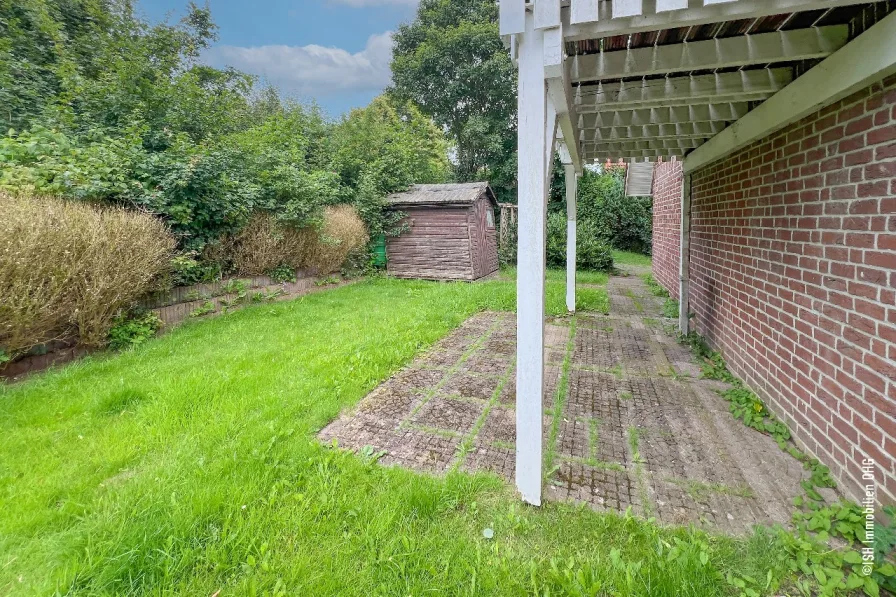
<box><xmin>0</xmin><ymin>276</ymin><xmax>788</xmax><ymax>596</ymax></box>
<box><xmin>500</xmin><ymin>266</ymin><xmax>610</xmax><ymax>286</ymax></box>
<box><xmin>612</xmin><ymin>250</ymin><xmax>653</xmax><ymax>268</ymax></box>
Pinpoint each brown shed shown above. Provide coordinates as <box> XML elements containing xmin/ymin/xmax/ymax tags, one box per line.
<box><xmin>385</xmin><ymin>183</ymin><xmax>499</xmax><ymax>281</ymax></box>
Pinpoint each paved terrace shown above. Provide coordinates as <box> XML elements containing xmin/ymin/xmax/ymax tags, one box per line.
<box><xmin>320</xmin><ymin>268</ymin><xmax>814</xmax><ymax>534</ymax></box>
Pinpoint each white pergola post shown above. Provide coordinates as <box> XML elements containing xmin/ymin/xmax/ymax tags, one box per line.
<box><xmin>564</xmin><ymin>164</ymin><xmax>577</xmax><ymax>313</ymax></box>
<box><xmin>678</xmin><ymin>172</ymin><xmax>692</xmax><ymax>334</ymax></box>
<box><xmin>515</xmin><ymin>11</ymin><xmax>549</xmax><ymax>507</ymax></box>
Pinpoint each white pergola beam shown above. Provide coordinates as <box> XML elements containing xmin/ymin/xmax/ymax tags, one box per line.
<box><xmin>571</xmin><ymin>26</ymin><xmax>847</xmax><ymax>83</ymax></box>
<box><xmin>544</xmin><ymin>22</ymin><xmax>584</xmax><ymax>173</ymax></box>
<box><xmin>515</xmin><ymin>12</ymin><xmax>547</xmax><ymax>507</ymax></box>
<box><xmin>585</xmin><ymin>138</ymin><xmax>705</xmax><ymax>151</ymax></box>
<box><xmin>499</xmin><ymin>0</ymin><xmax>525</xmax><ymax>36</ymax></box>
<box><xmin>581</xmin><ymin>102</ymin><xmax>750</xmax><ymax>128</ymax></box>
<box><xmin>684</xmin><ymin>10</ymin><xmax>896</xmax><ymax>173</ymax></box>
<box><xmin>575</xmin><ymin>69</ymin><xmax>793</xmax><ymax>112</ymax></box>
<box><xmin>584</xmin><ymin>122</ymin><xmax>728</xmax><ymax>141</ymax></box>
<box><xmin>563</xmin><ymin>0</ymin><xmax>873</xmax><ymax>41</ymax></box>
<box><xmin>588</xmin><ymin>151</ymin><xmax>685</xmax><ymax>160</ymax></box>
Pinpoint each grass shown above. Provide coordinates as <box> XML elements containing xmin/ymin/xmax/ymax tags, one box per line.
<box><xmin>0</xmin><ymin>276</ymin><xmax>793</xmax><ymax>595</ymax></box>
<box><xmin>611</xmin><ymin>250</ymin><xmax>652</xmax><ymax>268</ymax></box>
<box><xmin>500</xmin><ymin>266</ymin><xmax>610</xmax><ymax>286</ymax></box>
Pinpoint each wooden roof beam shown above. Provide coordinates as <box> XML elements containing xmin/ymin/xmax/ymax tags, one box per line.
<box><xmin>574</xmin><ymin>68</ymin><xmax>793</xmax><ymax>112</ymax></box>
<box><xmin>579</xmin><ymin>102</ymin><xmax>750</xmax><ymax>128</ymax></box>
<box><xmin>684</xmin><ymin>10</ymin><xmax>896</xmax><ymax>172</ymax></box>
<box><xmin>570</xmin><ymin>25</ymin><xmax>848</xmax><ymax>83</ymax></box>
<box><xmin>564</xmin><ymin>0</ymin><xmax>873</xmax><ymax>40</ymax></box>
<box><xmin>583</xmin><ymin>121</ymin><xmax>728</xmax><ymax>140</ymax></box>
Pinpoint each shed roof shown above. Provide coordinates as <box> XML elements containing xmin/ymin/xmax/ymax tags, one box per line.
<box><xmin>386</xmin><ymin>183</ymin><xmax>496</xmax><ymax>207</ymax></box>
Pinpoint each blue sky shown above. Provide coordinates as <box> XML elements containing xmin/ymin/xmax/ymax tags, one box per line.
<box><xmin>139</xmin><ymin>0</ymin><xmax>419</xmax><ymax>117</ymax></box>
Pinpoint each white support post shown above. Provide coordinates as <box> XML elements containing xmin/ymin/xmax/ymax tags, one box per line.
<box><xmin>678</xmin><ymin>172</ymin><xmax>692</xmax><ymax>334</ymax></box>
<box><xmin>516</xmin><ymin>11</ymin><xmax>548</xmax><ymax>507</ymax></box>
<box><xmin>565</xmin><ymin>166</ymin><xmax>578</xmax><ymax>313</ymax></box>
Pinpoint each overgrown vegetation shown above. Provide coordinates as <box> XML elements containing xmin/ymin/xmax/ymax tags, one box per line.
<box><xmin>546</xmin><ymin>213</ymin><xmax>615</xmax><ymax>272</ymax></box>
<box><xmin>550</xmin><ymin>165</ymin><xmax>653</xmax><ymax>255</ymax></box>
<box><xmin>0</xmin><ymin>192</ymin><xmax>175</xmax><ymax>358</ymax></box>
<box><xmin>679</xmin><ymin>331</ymin><xmax>896</xmax><ymax>596</ymax></box>
<box><xmin>0</xmin><ymin>0</ymin><xmax>451</xmax><ymax>361</ymax></box>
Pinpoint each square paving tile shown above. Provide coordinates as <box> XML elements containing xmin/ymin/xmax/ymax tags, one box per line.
<box><xmin>439</xmin><ymin>370</ymin><xmax>501</xmax><ymax>401</ymax></box>
<box><xmin>411</xmin><ymin>395</ymin><xmax>484</xmax><ymax>434</ymax></box>
<box><xmin>320</xmin><ymin>272</ymin><xmax>820</xmax><ymax>533</ymax></box>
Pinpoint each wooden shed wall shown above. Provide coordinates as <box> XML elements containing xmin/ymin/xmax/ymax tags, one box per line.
<box><xmin>469</xmin><ymin>196</ymin><xmax>499</xmax><ymax>280</ymax></box>
<box><xmin>386</xmin><ymin>206</ymin><xmax>474</xmax><ymax>280</ymax></box>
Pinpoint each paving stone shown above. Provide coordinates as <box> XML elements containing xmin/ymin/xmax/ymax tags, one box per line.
<box><xmin>411</xmin><ymin>395</ymin><xmax>484</xmax><ymax>434</ymax></box>
<box><xmin>319</xmin><ymin>267</ymin><xmax>819</xmax><ymax>533</ymax></box>
<box><xmin>440</xmin><ymin>370</ymin><xmax>502</xmax><ymax>401</ymax></box>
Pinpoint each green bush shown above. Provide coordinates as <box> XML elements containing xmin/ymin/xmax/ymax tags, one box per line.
<box><xmin>546</xmin><ymin>213</ymin><xmax>615</xmax><ymax>272</ymax></box>
<box><xmin>552</xmin><ymin>167</ymin><xmax>653</xmax><ymax>256</ymax></box>
<box><xmin>107</xmin><ymin>311</ymin><xmax>164</xmax><ymax>351</ymax></box>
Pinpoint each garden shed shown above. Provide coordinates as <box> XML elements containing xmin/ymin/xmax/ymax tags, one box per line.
<box><xmin>385</xmin><ymin>183</ymin><xmax>499</xmax><ymax>281</ymax></box>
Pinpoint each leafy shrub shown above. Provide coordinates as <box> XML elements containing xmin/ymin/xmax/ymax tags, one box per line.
<box><xmin>169</xmin><ymin>252</ymin><xmax>223</xmax><ymax>287</ymax></box>
<box><xmin>546</xmin><ymin>212</ymin><xmax>614</xmax><ymax>272</ymax></box>
<box><xmin>107</xmin><ymin>311</ymin><xmax>164</xmax><ymax>351</ymax></box>
<box><xmin>552</xmin><ymin>167</ymin><xmax>653</xmax><ymax>255</ymax></box>
<box><xmin>267</xmin><ymin>264</ymin><xmax>297</xmax><ymax>284</ymax></box>
<box><xmin>0</xmin><ymin>192</ymin><xmax>175</xmax><ymax>355</ymax></box>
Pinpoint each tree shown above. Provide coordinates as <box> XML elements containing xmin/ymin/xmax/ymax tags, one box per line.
<box><xmin>390</xmin><ymin>0</ymin><xmax>517</xmax><ymax>202</ymax></box>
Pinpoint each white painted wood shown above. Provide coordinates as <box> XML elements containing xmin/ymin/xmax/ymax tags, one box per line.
<box><xmin>704</xmin><ymin>0</ymin><xmax>738</xmax><ymax>4</ymax></box>
<box><xmin>585</xmin><ymin>138</ymin><xmax>707</xmax><ymax>151</ymax></box>
<box><xmin>679</xmin><ymin>173</ymin><xmax>692</xmax><ymax>333</ymax></box>
<box><xmin>545</xmin><ymin>24</ymin><xmax>584</xmax><ymax>172</ymax></box>
<box><xmin>565</xmin><ymin>165</ymin><xmax>577</xmax><ymax>313</ymax></box>
<box><xmin>589</xmin><ymin>151</ymin><xmax>684</xmax><ymax>160</ymax></box>
<box><xmin>612</xmin><ymin>0</ymin><xmax>643</xmax><ymax>18</ymax></box>
<box><xmin>570</xmin><ymin>0</ymin><xmax>599</xmax><ymax>24</ymax></box>
<box><xmin>572</xmin><ymin>26</ymin><xmax>848</xmax><ymax>82</ymax></box>
<box><xmin>535</xmin><ymin>0</ymin><xmax>562</xmax><ymax>29</ymax></box>
<box><xmin>516</xmin><ymin>12</ymin><xmax>547</xmax><ymax>507</ymax></box>
<box><xmin>546</xmin><ymin>99</ymin><xmax>559</xmax><ymax>181</ymax></box>
<box><xmin>586</xmin><ymin>121</ymin><xmax>727</xmax><ymax>141</ymax></box>
<box><xmin>655</xmin><ymin>0</ymin><xmax>688</xmax><ymax>12</ymax></box>
<box><xmin>684</xmin><ymin>10</ymin><xmax>896</xmax><ymax>173</ymax></box>
<box><xmin>500</xmin><ymin>0</ymin><xmax>526</xmax><ymax>36</ymax></box>
<box><xmin>576</xmin><ymin>69</ymin><xmax>793</xmax><ymax>112</ymax></box>
<box><xmin>581</xmin><ymin>102</ymin><xmax>750</xmax><ymax>128</ymax></box>
<box><xmin>563</xmin><ymin>0</ymin><xmax>872</xmax><ymax>41</ymax></box>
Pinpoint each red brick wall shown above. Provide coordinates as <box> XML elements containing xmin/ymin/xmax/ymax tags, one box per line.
<box><xmin>651</xmin><ymin>160</ymin><xmax>683</xmax><ymax>298</ymax></box>
<box><xmin>688</xmin><ymin>76</ymin><xmax>896</xmax><ymax>505</ymax></box>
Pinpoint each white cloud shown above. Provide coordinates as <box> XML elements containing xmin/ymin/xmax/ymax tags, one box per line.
<box><xmin>329</xmin><ymin>0</ymin><xmax>418</xmax><ymax>6</ymax></box>
<box><xmin>203</xmin><ymin>31</ymin><xmax>394</xmax><ymax>97</ymax></box>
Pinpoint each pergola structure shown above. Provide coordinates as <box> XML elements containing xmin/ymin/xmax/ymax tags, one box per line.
<box><xmin>500</xmin><ymin>0</ymin><xmax>896</xmax><ymax>505</ymax></box>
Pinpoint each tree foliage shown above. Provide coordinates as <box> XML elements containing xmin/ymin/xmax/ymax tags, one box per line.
<box><xmin>548</xmin><ymin>166</ymin><xmax>653</xmax><ymax>255</ymax></box>
<box><xmin>0</xmin><ymin>0</ymin><xmax>451</xmax><ymax>263</ymax></box>
<box><xmin>390</xmin><ymin>0</ymin><xmax>517</xmax><ymax>201</ymax></box>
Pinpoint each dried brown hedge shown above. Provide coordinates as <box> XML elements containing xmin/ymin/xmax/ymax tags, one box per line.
<box><xmin>0</xmin><ymin>193</ymin><xmax>176</xmax><ymax>355</ymax></box>
<box><xmin>231</xmin><ymin>205</ymin><xmax>368</xmax><ymax>276</ymax></box>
